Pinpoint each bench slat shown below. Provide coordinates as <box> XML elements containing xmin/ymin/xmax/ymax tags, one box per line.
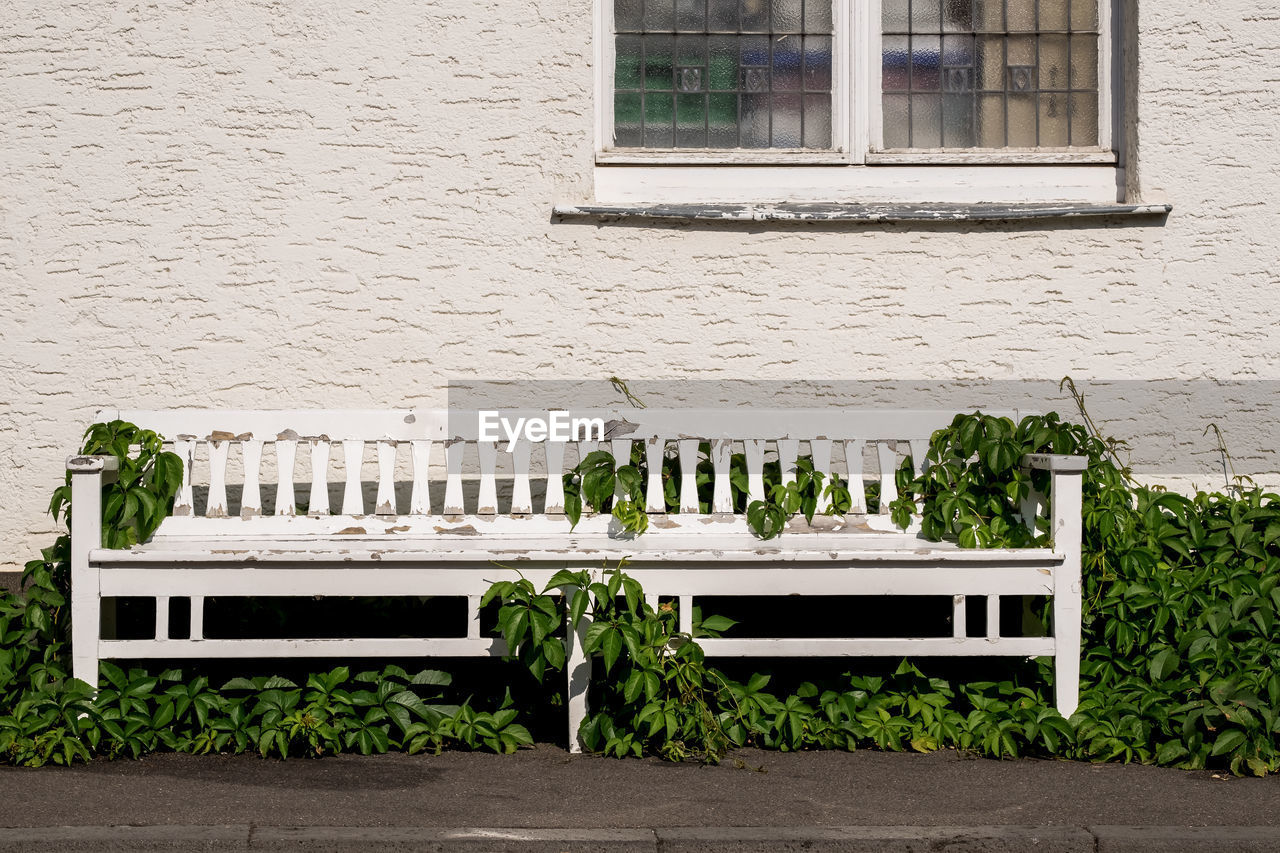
<box><xmin>778</xmin><ymin>439</ymin><xmax>799</xmax><ymax>487</ymax></box>
<box><xmin>677</xmin><ymin>440</ymin><xmax>699</xmax><ymax>513</ymax></box>
<box><xmin>844</xmin><ymin>440</ymin><xmax>867</xmax><ymax>513</ymax></box>
<box><xmin>910</xmin><ymin>438</ymin><xmax>930</xmax><ymax>476</ymax></box>
<box><xmin>744</xmin><ymin>439</ymin><xmax>767</xmax><ymax>506</ymax></box>
<box><xmin>510</xmin><ymin>442</ymin><xmax>533</xmax><ymax>515</ymax></box>
<box><xmin>611</xmin><ymin>439</ymin><xmax>632</xmax><ymax>505</ymax></box>
<box><xmin>275</xmin><ymin>439</ymin><xmax>297</xmax><ymax>516</ymax></box>
<box><xmin>543</xmin><ymin>442</ymin><xmax>566</xmax><ymax>514</ymax></box>
<box><xmin>443</xmin><ymin>442</ymin><xmax>465</xmax><ymax>515</ymax></box>
<box><xmin>877</xmin><ymin>442</ymin><xmax>898</xmax><ymax>513</ymax></box>
<box><xmin>307</xmin><ymin>440</ymin><xmax>331</xmax><ymax>517</ymax></box>
<box><xmin>206</xmin><ymin>441</ymin><xmax>229</xmax><ymax>518</ymax></box>
<box><xmin>173</xmin><ymin>439</ymin><xmax>195</xmax><ymax>517</ymax></box>
<box><xmin>812</xmin><ymin>439</ymin><xmax>833</xmax><ymax>514</ymax></box>
<box><xmin>241</xmin><ymin>440</ymin><xmax>263</xmax><ymax>518</ymax></box>
<box><xmin>342</xmin><ymin>440</ymin><xmax>365</xmax><ymax>515</ymax></box>
<box><xmin>476</xmin><ymin>441</ymin><xmax>498</xmax><ymax>516</ymax></box>
<box><xmin>710</xmin><ymin>439</ymin><xmax>733</xmax><ymax>513</ymax></box>
<box><xmin>376</xmin><ymin>441</ymin><xmax>397</xmax><ymax>515</ymax></box>
<box><xmin>410</xmin><ymin>440</ymin><xmax>433</xmax><ymax>515</ymax></box>
<box><xmin>644</xmin><ymin>438</ymin><xmax>666</xmax><ymax>513</ymax></box>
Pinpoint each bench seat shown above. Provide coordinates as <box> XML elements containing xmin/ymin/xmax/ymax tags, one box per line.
<box><xmin>92</xmin><ymin>532</ymin><xmax>1065</xmax><ymax>566</ymax></box>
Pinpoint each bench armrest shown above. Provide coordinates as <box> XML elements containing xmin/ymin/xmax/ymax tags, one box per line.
<box><xmin>68</xmin><ymin>455</ymin><xmax>118</xmax><ymax>689</ymax></box>
<box><xmin>1022</xmin><ymin>453</ymin><xmax>1088</xmax><ymax>472</ymax></box>
<box><xmin>1021</xmin><ymin>452</ymin><xmax>1085</xmax><ymax>717</ymax></box>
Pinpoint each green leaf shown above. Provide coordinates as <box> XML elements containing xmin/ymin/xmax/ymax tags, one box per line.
<box><xmin>696</xmin><ymin>614</ymin><xmax>737</xmax><ymax>634</ymax></box>
<box><xmin>1148</xmin><ymin>648</ymin><xmax>1180</xmax><ymax>682</ymax></box>
<box><xmin>601</xmin><ymin>628</ymin><xmax>623</xmax><ymax>673</ymax></box>
<box><xmin>1210</xmin><ymin>729</ymin><xmax>1247</xmax><ymax>757</ymax></box>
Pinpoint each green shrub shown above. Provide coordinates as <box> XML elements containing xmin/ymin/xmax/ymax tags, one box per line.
<box><xmin>2</xmin><ymin>410</ymin><xmax>1278</xmax><ymax>776</ymax></box>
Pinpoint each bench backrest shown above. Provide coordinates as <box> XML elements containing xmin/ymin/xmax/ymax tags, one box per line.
<box><xmin>102</xmin><ymin>409</ymin><xmax>1020</xmax><ymax>520</ymax></box>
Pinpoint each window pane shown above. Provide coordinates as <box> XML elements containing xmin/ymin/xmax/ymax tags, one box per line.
<box><xmin>773</xmin><ymin>0</ymin><xmax>802</xmax><ymax>32</ymax></box>
<box><xmin>911</xmin><ymin>0</ymin><xmax>940</xmax><ymax>31</ymax></box>
<box><xmin>644</xmin><ymin>0</ymin><xmax>675</xmax><ymax>31</ymax></box>
<box><xmin>804</xmin><ymin>92</ymin><xmax>832</xmax><ymax>148</ymax></box>
<box><xmin>804</xmin><ymin>35</ymin><xmax>833</xmax><ymax>90</ymax></box>
<box><xmin>740</xmin><ymin>93</ymin><xmax>771</xmax><ymax>147</ymax></box>
<box><xmin>772</xmin><ymin>93</ymin><xmax>803</xmax><ymax>147</ymax></box>
<box><xmin>1069</xmin><ymin>91</ymin><xmax>1098</xmax><ymax>145</ymax></box>
<box><xmin>614</xmin><ymin>0</ymin><xmax>833</xmax><ymax>149</ymax></box>
<box><xmin>883</xmin><ymin>0</ymin><xmax>909</xmax><ymax>32</ymax></box>
<box><xmin>1071</xmin><ymin>0</ymin><xmax>1098</xmax><ymax>30</ymax></box>
<box><xmin>676</xmin><ymin>0</ymin><xmax>705</xmax><ymax>31</ymax></box>
<box><xmin>1038</xmin><ymin>92</ymin><xmax>1070</xmax><ymax>146</ymax></box>
<box><xmin>1040</xmin><ymin>0</ymin><xmax>1070</xmax><ymax>31</ymax></box>
<box><xmin>1006</xmin><ymin>93</ymin><xmax>1036</xmax><ymax>146</ymax></box>
<box><xmin>943</xmin><ymin>0</ymin><xmax>974</xmax><ymax>33</ymax></box>
<box><xmin>741</xmin><ymin>0</ymin><xmax>769</xmax><ymax>31</ymax></box>
<box><xmin>616</xmin><ymin>36</ymin><xmax>643</xmax><ymax>90</ymax></box>
<box><xmin>615</xmin><ymin>0</ymin><xmax>643</xmax><ymax>31</ymax></box>
<box><xmin>911</xmin><ymin>94</ymin><xmax>942</xmax><ymax>148</ymax></box>
<box><xmin>881</xmin><ymin>0</ymin><xmax>1101</xmax><ymax>149</ymax></box>
<box><xmin>943</xmin><ymin>92</ymin><xmax>975</xmax><ymax>147</ymax></box>
<box><xmin>676</xmin><ymin>93</ymin><xmax>708</xmax><ymax>147</ymax></box>
<box><xmin>804</xmin><ymin>0</ymin><xmax>832</xmax><ymax>34</ymax></box>
<box><xmin>883</xmin><ymin>93</ymin><xmax>910</xmax><ymax>148</ymax></box>
<box><xmin>614</xmin><ymin>93</ymin><xmax>643</xmax><ymax>146</ymax></box>
<box><xmin>644</xmin><ymin>93</ymin><xmax>674</xmax><ymax>147</ymax></box>
<box><xmin>1006</xmin><ymin>0</ymin><xmax>1035</xmax><ymax>32</ymax></box>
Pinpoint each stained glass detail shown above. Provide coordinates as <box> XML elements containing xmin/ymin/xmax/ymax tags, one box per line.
<box><xmin>882</xmin><ymin>0</ymin><xmax>1101</xmax><ymax>149</ymax></box>
<box><xmin>613</xmin><ymin>0</ymin><xmax>834</xmax><ymax>149</ymax></box>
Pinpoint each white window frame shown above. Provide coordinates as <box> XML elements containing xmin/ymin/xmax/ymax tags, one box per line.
<box><xmin>591</xmin><ymin>0</ymin><xmax>1121</xmax><ymax>204</ymax></box>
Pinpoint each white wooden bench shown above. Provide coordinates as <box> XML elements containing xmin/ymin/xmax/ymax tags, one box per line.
<box><xmin>68</xmin><ymin>409</ymin><xmax>1085</xmax><ymax>750</ymax></box>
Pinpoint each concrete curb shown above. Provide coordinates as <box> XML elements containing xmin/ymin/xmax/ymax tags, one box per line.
<box><xmin>2</xmin><ymin>825</ymin><xmax>1279</xmax><ymax>852</ymax></box>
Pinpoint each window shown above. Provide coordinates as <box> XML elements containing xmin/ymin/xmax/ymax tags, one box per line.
<box><xmin>593</xmin><ymin>0</ymin><xmax>1121</xmax><ymax>200</ymax></box>
<box><xmin>612</xmin><ymin>0</ymin><xmax>836</xmax><ymax>150</ymax></box>
<box><xmin>880</xmin><ymin>0</ymin><xmax>1102</xmax><ymax>150</ymax></box>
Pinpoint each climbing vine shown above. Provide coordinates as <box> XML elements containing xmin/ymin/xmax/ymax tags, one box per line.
<box><xmin>3</xmin><ymin>405</ymin><xmax>1280</xmax><ymax>777</ymax></box>
<box><xmin>0</xmin><ymin>422</ymin><xmax>528</xmax><ymax>766</ymax></box>
<box><xmin>562</xmin><ymin>444</ymin><xmax>852</xmax><ymax>540</ymax></box>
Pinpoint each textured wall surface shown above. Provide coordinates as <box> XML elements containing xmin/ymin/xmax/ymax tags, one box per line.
<box><xmin>2</xmin><ymin>1</ymin><xmax>1279</xmax><ymax>571</ymax></box>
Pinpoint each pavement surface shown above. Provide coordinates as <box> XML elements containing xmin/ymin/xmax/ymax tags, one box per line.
<box><xmin>1</xmin><ymin>745</ymin><xmax>1278</xmax><ymax>851</ymax></box>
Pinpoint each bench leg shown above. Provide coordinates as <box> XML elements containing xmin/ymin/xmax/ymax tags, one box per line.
<box><xmin>69</xmin><ymin>467</ymin><xmax>103</xmax><ymax>691</ymax></box>
<box><xmin>1050</xmin><ymin>469</ymin><xmax>1084</xmax><ymax>718</ymax></box>
<box><xmin>71</xmin><ymin>582</ymin><xmax>101</xmax><ymax>689</ymax></box>
<box><xmin>1053</xmin><ymin>585</ymin><xmax>1081</xmax><ymax>718</ymax></box>
<box><xmin>566</xmin><ymin>614</ymin><xmax>590</xmax><ymax>753</ymax></box>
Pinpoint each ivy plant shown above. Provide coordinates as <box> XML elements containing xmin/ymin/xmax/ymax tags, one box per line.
<box><xmin>561</xmin><ymin>445</ymin><xmax>853</xmax><ymax>540</ymax></box>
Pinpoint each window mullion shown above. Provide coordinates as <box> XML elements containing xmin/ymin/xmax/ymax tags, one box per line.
<box><xmin>596</xmin><ymin>0</ymin><xmax>614</xmax><ymax>154</ymax></box>
<box><xmin>849</xmin><ymin>0</ymin><xmax>873</xmax><ymax>163</ymax></box>
<box><xmin>1098</xmin><ymin>0</ymin><xmax>1114</xmax><ymax>153</ymax></box>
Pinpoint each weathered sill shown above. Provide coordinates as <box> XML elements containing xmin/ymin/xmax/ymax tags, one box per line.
<box><xmin>552</xmin><ymin>202</ymin><xmax>1173</xmax><ymax>224</ymax></box>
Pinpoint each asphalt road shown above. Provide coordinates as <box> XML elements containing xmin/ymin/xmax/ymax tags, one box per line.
<box><xmin>2</xmin><ymin>746</ymin><xmax>1279</xmax><ymax>850</ymax></box>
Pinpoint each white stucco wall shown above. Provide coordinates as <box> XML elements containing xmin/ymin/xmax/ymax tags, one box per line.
<box><xmin>2</xmin><ymin>1</ymin><xmax>1278</xmax><ymax>573</ymax></box>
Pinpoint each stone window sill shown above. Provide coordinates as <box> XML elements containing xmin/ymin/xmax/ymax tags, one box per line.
<box><xmin>551</xmin><ymin>202</ymin><xmax>1173</xmax><ymax>224</ymax></box>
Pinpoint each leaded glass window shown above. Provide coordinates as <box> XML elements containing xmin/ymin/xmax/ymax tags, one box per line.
<box><xmin>881</xmin><ymin>0</ymin><xmax>1100</xmax><ymax>149</ymax></box>
<box><xmin>613</xmin><ymin>0</ymin><xmax>835</xmax><ymax>149</ymax></box>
